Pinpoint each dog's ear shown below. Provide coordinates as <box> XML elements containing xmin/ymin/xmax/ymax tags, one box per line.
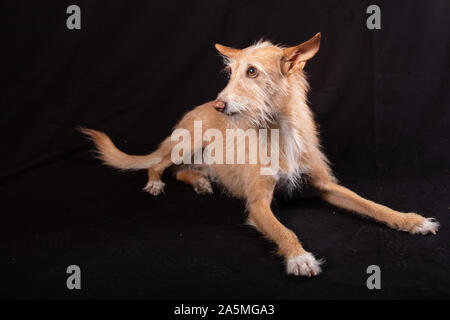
<box><xmin>281</xmin><ymin>33</ymin><xmax>321</xmax><ymax>74</ymax></box>
<box><xmin>215</xmin><ymin>44</ymin><xmax>241</xmax><ymax>59</ymax></box>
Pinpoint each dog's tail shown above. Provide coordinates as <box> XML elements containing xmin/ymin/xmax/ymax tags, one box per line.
<box><xmin>80</xmin><ymin>127</ymin><xmax>162</xmax><ymax>170</ymax></box>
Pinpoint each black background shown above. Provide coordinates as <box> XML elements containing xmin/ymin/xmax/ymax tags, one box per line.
<box><xmin>1</xmin><ymin>0</ymin><xmax>449</xmax><ymax>299</ymax></box>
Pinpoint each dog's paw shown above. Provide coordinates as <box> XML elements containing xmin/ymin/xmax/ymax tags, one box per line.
<box><xmin>143</xmin><ymin>180</ymin><xmax>165</xmax><ymax>196</ymax></box>
<box><xmin>286</xmin><ymin>252</ymin><xmax>323</xmax><ymax>277</ymax></box>
<box><xmin>193</xmin><ymin>178</ymin><xmax>213</xmax><ymax>195</ymax></box>
<box><xmin>411</xmin><ymin>217</ymin><xmax>439</xmax><ymax>235</ymax></box>
<box><xmin>398</xmin><ymin>213</ymin><xmax>439</xmax><ymax>235</ymax></box>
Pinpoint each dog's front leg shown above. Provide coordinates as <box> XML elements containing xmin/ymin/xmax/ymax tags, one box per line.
<box><xmin>247</xmin><ymin>199</ymin><xmax>322</xmax><ymax>277</ymax></box>
<box><xmin>318</xmin><ymin>181</ymin><xmax>439</xmax><ymax>234</ymax></box>
<box><xmin>306</xmin><ymin>147</ymin><xmax>439</xmax><ymax>234</ymax></box>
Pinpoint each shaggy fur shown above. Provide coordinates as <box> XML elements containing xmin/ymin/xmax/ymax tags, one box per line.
<box><xmin>82</xmin><ymin>33</ymin><xmax>439</xmax><ymax>277</ymax></box>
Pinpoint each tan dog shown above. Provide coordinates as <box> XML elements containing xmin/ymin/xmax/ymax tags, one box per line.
<box><xmin>82</xmin><ymin>33</ymin><xmax>439</xmax><ymax>277</ymax></box>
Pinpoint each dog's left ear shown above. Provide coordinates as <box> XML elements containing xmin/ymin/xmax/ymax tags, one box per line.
<box><xmin>281</xmin><ymin>33</ymin><xmax>321</xmax><ymax>74</ymax></box>
<box><xmin>215</xmin><ymin>44</ymin><xmax>241</xmax><ymax>59</ymax></box>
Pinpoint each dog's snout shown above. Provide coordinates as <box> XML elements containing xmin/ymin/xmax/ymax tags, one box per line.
<box><xmin>213</xmin><ymin>99</ymin><xmax>227</xmax><ymax>112</ymax></box>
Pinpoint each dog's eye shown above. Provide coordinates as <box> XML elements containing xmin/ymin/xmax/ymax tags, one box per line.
<box><xmin>246</xmin><ymin>66</ymin><xmax>258</xmax><ymax>78</ymax></box>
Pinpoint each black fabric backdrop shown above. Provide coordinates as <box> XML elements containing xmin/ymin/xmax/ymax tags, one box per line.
<box><xmin>1</xmin><ymin>0</ymin><xmax>449</xmax><ymax>299</ymax></box>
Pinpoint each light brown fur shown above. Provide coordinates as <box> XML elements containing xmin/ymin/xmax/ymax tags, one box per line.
<box><xmin>81</xmin><ymin>33</ymin><xmax>439</xmax><ymax>277</ymax></box>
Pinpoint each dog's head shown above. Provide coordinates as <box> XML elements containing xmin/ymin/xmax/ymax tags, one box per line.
<box><xmin>214</xmin><ymin>33</ymin><xmax>321</xmax><ymax>125</ymax></box>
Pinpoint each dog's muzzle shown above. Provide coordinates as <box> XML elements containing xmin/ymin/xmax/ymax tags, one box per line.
<box><xmin>213</xmin><ymin>99</ymin><xmax>227</xmax><ymax>112</ymax></box>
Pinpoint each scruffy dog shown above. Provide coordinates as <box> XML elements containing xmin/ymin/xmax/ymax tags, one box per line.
<box><xmin>82</xmin><ymin>33</ymin><xmax>439</xmax><ymax>276</ymax></box>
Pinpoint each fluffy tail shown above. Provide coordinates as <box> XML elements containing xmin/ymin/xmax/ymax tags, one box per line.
<box><xmin>80</xmin><ymin>128</ymin><xmax>162</xmax><ymax>170</ymax></box>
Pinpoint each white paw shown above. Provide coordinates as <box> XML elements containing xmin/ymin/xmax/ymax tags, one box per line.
<box><xmin>286</xmin><ymin>252</ymin><xmax>323</xmax><ymax>277</ymax></box>
<box><xmin>412</xmin><ymin>217</ymin><xmax>439</xmax><ymax>235</ymax></box>
<box><xmin>193</xmin><ymin>178</ymin><xmax>213</xmax><ymax>195</ymax></box>
<box><xmin>143</xmin><ymin>181</ymin><xmax>165</xmax><ymax>196</ymax></box>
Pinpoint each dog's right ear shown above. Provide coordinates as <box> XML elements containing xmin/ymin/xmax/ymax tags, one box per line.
<box><xmin>215</xmin><ymin>44</ymin><xmax>241</xmax><ymax>59</ymax></box>
<box><xmin>281</xmin><ymin>33</ymin><xmax>321</xmax><ymax>74</ymax></box>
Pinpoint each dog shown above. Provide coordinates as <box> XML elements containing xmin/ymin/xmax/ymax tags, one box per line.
<box><xmin>82</xmin><ymin>33</ymin><xmax>439</xmax><ymax>277</ymax></box>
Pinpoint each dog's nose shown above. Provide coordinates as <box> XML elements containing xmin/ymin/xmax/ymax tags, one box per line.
<box><xmin>213</xmin><ymin>99</ymin><xmax>226</xmax><ymax>112</ymax></box>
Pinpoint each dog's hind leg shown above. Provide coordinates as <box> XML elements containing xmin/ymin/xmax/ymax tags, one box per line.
<box><xmin>143</xmin><ymin>137</ymin><xmax>209</xmax><ymax>196</ymax></box>
<box><xmin>176</xmin><ymin>167</ymin><xmax>213</xmax><ymax>195</ymax></box>
<box><xmin>143</xmin><ymin>137</ymin><xmax>174</xmax><ymax>196</ymax></box>
<box><xmin>143</xmin><ymin>105</ymin><xmax>214</xmax><ymax>195</ymax></box>
<box><xmin>144</xmin><ymin>161</ymin><xmax>171</xmax><ymax>196</ymax></box>
<box><xmin>307</xmin><ymin>150</ymin><xmax>439</xmax><ymax>235</ymax></box>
